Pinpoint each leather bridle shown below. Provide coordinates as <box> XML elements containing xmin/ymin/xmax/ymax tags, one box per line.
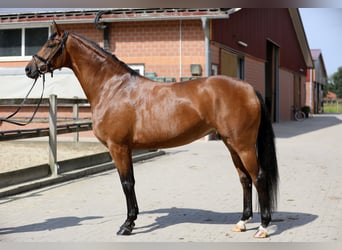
<box><xmin>32</xmin><ymin>31</ymin><xmax>69</xmax><ymax>77</ymax></box>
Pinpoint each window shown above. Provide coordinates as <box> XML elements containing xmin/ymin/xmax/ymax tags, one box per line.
<box><xmin>25</xmin><ymin>28</ymin><xmax>49</xmax><ymax>56</ymax></box>
<box><xmin>220</xmin><ymin>49</ymin><xmax>245</xmax><ymax>80</ymax></box>
<box><xmin>0</xmin><ymin>26</ymin><xmax>49</xmax><ymax>58</ymax></box>
<box><xmin>0</xmin><ymin>29</ymin><xmax>21</xmax><ymax>56</ymax></box>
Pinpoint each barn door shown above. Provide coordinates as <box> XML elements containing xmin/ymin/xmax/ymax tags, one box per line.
<box><xmin>265</xmin><ymin>41</ymin><xmax>279</xmax><ymax>122</ymax></box>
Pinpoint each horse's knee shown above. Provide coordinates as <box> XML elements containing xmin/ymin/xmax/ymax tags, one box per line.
<box><xmin>239</xmin><ymin>174</ymin><xmax>252</xmax><ymax>188</ymax></box>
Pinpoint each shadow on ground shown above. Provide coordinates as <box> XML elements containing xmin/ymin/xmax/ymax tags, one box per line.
<box><xmin>136</xmin><ymin>207</ymin><xmax>318</xmax><ymax>237</ymax></box>
<box><xmin>274</xmin><ymin>114</ymin><xmax>341</xmax><ymax>138</ymax></box>
<box><xmin>0</xmin><ymin>216</ymin><xmax>103</xmax><ymax>235</ymax></box>
<box><xmin>0</xmin><ymin>208</ymin><xmax>317</xmax><ymax>238</ymax></box>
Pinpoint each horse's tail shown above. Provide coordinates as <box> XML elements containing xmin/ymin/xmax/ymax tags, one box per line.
<box><xmin>255</xmin><ymin>90</ymin><xmax>279</xmax><ymax>212</ymax></box>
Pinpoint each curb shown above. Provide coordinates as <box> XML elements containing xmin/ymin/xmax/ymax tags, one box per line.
<box><xmin>0</xmin><ymin>150</ymin><xmax>165</xmax><ymax>198</ymax></box>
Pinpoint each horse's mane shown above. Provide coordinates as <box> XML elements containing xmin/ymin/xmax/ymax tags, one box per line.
<box><xmin>67</xmin><ymin>31</ymin><xmax>140</xmax><ymax>77</ymax></box>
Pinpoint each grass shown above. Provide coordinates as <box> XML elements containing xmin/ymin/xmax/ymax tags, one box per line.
<box><xmin>323</xmin><ymin>102</ymin><xmax>342</xmax><ymax>113</ymax></box>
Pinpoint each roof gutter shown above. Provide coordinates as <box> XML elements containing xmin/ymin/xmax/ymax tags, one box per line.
<box><xmin>0</xmin><ymin>8</ymin><xmax>233</xmax><ymax>27</ymax></box>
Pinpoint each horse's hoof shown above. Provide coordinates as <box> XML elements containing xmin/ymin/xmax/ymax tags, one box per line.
<box><xmin>253</xmin><ymin>226</ymin><xmax>268</xmax><ymax>238</ymax></box>
<box><xmin>231</xmin><ymin>220</ymin><xmax>247</xmax><ymax>232</ymax></box>
<box><xmin>117</xmin><ymin>222</ymin><xmax>135</xmax><ymax>236</ymax></box>
<box><xmin>117</xmin><ymin>226</ymin><xmax>132</xmax><ymax>236</ymax></box>
<box><xmin>231</xmin><ymin>224</ymin><xmax>246</xmax><ymax>232</ymax></box>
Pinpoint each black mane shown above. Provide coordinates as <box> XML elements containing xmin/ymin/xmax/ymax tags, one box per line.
<box><xmin>69</xmin><ymin>32</ymin><xmax>140</xmax><ymax>77</ymax></box>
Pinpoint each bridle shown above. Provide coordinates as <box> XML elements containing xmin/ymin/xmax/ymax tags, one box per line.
<box><xmin>0</xmin><ymin>32</ymin><xmax>69</xmax><ymax>126</ymax></box>
<box><xmin>33</xmin><ymin>31</ymin><xmax>69</xmax><ymax>77</ymax></box>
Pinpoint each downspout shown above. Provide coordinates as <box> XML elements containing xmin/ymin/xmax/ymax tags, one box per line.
<box><xmin>201</xmin><ymin>17</ymin><xmax>211</xmax><ymax>77</ymax></box>
<box><xmin>309</xmin><ymin>68</ymin><xmax>313</xmax><ymax>112</ymax></box>
<box><xmin>179</xmin><ymin>20</ymin><xmax>182</xmax><ymax>80</ymax></box>
<box><xmin>200</xmin><ymin>9</ymin><xmax>239</xmax><ymax>77</ymax></box>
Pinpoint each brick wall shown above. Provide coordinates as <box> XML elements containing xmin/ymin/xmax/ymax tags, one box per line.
<box><xmin>61</xmin><ymin>20</ymin><xmax>205</xmax><ymax>81</ymax></box>
<box><xmin>0</xmin><ymin>20</ymin><xmax>206</xmax><ymax>80</ymax></box>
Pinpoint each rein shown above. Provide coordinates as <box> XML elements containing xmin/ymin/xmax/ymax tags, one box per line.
<box><xmin>0</xmin><ymin>76</ymin><xmax>45</xmax><ymax>126</ymax></box>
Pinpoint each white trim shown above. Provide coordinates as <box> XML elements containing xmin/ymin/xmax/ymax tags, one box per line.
<box><xmin>0</xmin><ymin>56</ymin><xmax>31</xmax><ymax>62</ymax></box>
<box><xmin>0</xmin><ymin>23</ymin><xmax>51</xmax><ymax>29</ymax></box>
<box><xmin>21</xmin><ymin>28</ymin><xmax>25</xmax><ymax>56</ymax></box>
<box><xmin>128</xmin><ymin>64</ymin><xmax>145</xmax><ymax>76</ymax></box>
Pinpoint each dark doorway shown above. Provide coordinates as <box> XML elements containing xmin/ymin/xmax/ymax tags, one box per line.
<box><xmin>265</xmin><ymin>40</ymin><xmax>279</xmax><ymax>122</ymax></box>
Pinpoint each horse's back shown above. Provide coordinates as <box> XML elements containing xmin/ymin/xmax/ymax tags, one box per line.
<box><xmin>182</xmin><ymin>75</ymin><xmax>260</xmax><ymax>121</ymax></box>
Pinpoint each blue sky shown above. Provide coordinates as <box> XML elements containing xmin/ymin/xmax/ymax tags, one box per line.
<box><xmin>300</xmin><ymin>8</ymin><xmax>342</xmax><ymax>77</ymax></box>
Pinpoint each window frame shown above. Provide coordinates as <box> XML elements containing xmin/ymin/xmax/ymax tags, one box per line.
<box><xmin>0</xmin><ymin>24</ymin><xmax>51</xmax><ymax>61</ymax></box>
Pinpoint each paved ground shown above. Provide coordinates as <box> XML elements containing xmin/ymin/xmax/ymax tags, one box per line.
<box><xmin>0</xmin><ymin>114</ymin><xmax>341</xmax><ymax>242</ymax></box>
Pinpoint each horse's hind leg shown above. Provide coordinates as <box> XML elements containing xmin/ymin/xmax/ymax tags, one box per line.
<box><xmin>232</xmin><ymin>146</ymin><xmax>272</xmax><ymax>238</ymax></box>
<box><xmin>225</xmin><ymin>144</ymin><xmax>253</xmax><ymax>232</ymax></box>
<box><xmin>109</xmin><ymin>144</ymin><xmax>139</xmax><ymax>235</ymax></box>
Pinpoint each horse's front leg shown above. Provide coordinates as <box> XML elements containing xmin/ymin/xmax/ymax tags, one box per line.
<box><xmin>110</xmin><ymin>144</ymin><xmax>139</xmax><ymax>235</ymax></box>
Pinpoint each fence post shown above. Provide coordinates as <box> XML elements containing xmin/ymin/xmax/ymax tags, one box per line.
<box><xmin>73</xmin><ymin>96</ymin><xmax>79</xmax><ymax>142</ymax></box>
<box><xmin>49</xmin><ymin>94</ymin><xmax>59</xmax><ymax>176</ymax></box>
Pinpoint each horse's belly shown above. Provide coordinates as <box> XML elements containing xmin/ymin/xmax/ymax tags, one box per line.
<box><xmin>132</xmin><ymin>122</ymin><xmax>214</xmax><ymax>149</ymax></box>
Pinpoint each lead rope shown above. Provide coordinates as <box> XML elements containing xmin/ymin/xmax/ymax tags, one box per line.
<box><xmin>0</xmin><ymin>74</ymin><xmax>45</xmax><ymax>126</ymax></box>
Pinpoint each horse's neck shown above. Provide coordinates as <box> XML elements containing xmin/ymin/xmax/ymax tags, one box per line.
<box><xmin>66</xmin><ymin>34</ymin><xmax>130</xmax><ymax>105</ymax></box>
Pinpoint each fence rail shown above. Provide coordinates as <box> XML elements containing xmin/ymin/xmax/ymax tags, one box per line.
<box><xmin>0</xmin><ymin>98</ymin><xmax>89</xmax><ymax>106</ymax></box>
<box><xmin>0</xmin><ymin>121</ymin><xmax>92</xmax><ymax>141</ymax></box>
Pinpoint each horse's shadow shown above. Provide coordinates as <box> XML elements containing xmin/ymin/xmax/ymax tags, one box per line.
<box><xmin>136</xmin><ymin>207</ymin><xmax>318</xmax><ymax>236</ymax></box>
<box><xmin>0</xmin><ymin>208</ymin><xmax>318</xmax><ymax>237</ymax></box>
<box><xmin>0</xmin><ymin>216</ymin><xmax>103</xmax><ymax>235</ymax></box>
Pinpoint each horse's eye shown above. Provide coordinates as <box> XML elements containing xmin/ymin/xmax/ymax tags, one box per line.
<box><xmin>47</xmin><ymin>43</ymin><xmax>56</xmax><ymax>48</ymax></box>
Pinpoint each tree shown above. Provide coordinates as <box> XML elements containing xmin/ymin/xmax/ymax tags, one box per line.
<box><xmin>327</xmin><ymin>66</ymin><xmax>342</xmax><ymax>98</ymax></box>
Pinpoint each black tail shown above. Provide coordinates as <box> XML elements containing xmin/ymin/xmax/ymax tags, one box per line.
<box><xmin>255</xmin><ymin>90</ymin><xmax>279</xmax><ymax>212</ymax></box>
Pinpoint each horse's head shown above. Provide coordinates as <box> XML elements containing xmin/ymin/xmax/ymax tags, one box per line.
<box><xmin>25</xmin><ymin>21</ymin><xmax>69</xmax><ymax>79</ymax></box>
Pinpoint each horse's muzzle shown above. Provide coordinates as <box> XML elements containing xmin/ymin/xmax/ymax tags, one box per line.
<box><xmin>25</xmin><ymin>63</ymin><xmax>39</xmax><ymax>79</ymax></box>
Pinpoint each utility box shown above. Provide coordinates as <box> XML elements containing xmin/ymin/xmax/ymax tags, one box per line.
<box><xmin>190</xmin><ymin>64</ymin><xmax>202</xmax><ymax>76</ymax></box>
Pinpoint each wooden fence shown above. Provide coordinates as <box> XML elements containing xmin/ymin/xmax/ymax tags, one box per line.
<box><xmin>0</xmin><ymin>95</ymin><xmax>92</xmax><ymax>176</ymax></box>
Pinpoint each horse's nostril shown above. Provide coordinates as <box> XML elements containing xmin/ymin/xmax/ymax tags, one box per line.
<box><xmin>25</xmin><ymin>66</ymin><xmax>30</xmax><ymax>74</ymax></box>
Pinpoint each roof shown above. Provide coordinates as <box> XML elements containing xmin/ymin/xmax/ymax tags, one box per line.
<box><xmin>289</xmin><ymin>8</ymin><xmax>314</xmax><ymax>69</ymax></box>
<box><xmin>0</xmin><ymin>8</ymin><xmax>232</xmax><ymax>25</ymax></box>
<box><xmin>311</xmin><ymin>49</ymin><xmax>322</xmax><ymax>60</ymax></box>
<box><xmin>311</xmin><ymin>49</ymin><xmax>328</xmax><ymax>78</ymax></box>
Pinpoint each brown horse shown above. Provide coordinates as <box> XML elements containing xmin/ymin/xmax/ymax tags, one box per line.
<box><xmin>25</xmin><ymin>22</ymin><xmax>278</xmax><ymax>238</ymax></box>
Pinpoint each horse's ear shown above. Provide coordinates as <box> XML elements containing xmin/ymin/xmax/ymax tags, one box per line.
<box><xmin>52</xmin><ymin>21</ymin><xmax>62</xmax><ymax>36</ymax></box>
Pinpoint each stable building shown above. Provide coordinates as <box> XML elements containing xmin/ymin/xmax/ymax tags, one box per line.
<box><xmin>305</xmin><ymin>49</ymin><xmax>328</xmax><ymax>114</ymax></box>
<box><xmin>0</xmin><ymin>8</ymin><xmax>313</xmax><ymax>133</ymax></box>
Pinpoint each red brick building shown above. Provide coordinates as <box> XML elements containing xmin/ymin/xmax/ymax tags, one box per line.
<box><xmin>0</xmin><ymin>8</ymin><xmax>313</xmax><ymax>133</ymax></box>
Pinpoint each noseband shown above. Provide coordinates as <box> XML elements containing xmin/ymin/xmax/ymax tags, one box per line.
<box><xmin>33</xmin><ymin>31</ymin><xmax>69</xmax><ymax>77</ymax></box>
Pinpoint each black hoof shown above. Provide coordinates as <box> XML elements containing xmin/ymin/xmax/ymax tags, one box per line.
<box><xmin>117</xmin><ymin>222</ymin><xmax>135</xmax><ymax>236</ymax></box>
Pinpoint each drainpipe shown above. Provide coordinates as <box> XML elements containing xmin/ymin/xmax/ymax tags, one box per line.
<box><xmin>179</xmin><ymin>20</ymin><xmax>182</xmax><ymax>80</ymax></box>
<box><xmin>201</xmin><ymin>17</ymin><xmax>211</xmax><ymax>77</ymax></box>
<box><xmin>310</xmin><ymin>69</ymin><xmax>313</xmax><ymax>112</ymax></box>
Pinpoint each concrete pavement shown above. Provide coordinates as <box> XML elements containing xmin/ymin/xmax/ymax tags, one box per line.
<box><xmin>0</xmin><ymin>114</ymin><xmax>341</xmax><ymax>242</ymax></box>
